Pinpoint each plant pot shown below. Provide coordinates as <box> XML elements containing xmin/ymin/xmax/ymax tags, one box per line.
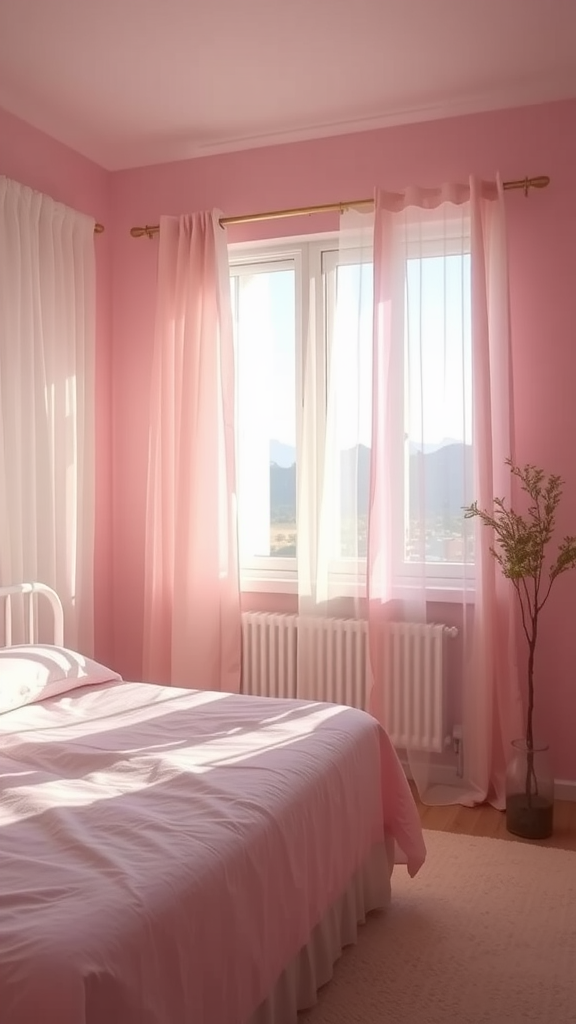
<box><xmin>505</xmin><ymin>739</ymin><xmax>554</xmax><ymax>840</ymax></box>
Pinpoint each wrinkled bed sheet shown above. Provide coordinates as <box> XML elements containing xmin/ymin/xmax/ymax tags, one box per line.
<box><xmin>0</xmin><ymin>681</ymin><xmax>425</xmax><ymax>1024</ymax></box>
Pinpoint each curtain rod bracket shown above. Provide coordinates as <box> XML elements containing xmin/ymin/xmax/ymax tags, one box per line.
<box><xmin>130</xmin><ymin>225</ymin><xmax>156</xmax><ymax>239</ymax></box>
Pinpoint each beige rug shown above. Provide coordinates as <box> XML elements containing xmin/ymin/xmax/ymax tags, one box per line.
<box><xmin>302</xmin><ymin>830</ymin><xmax>576</xmax><ymax>1024</ymax></box>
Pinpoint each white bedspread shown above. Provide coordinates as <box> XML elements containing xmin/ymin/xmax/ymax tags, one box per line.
<box><xmin>0</xmin><ymin>680</ymin><xmax>425</xmax><ymax>1024</ymax></box>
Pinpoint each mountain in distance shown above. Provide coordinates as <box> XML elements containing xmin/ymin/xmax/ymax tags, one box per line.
<box><xmin>342</xmin><ymin>442</ymin><xmax>473</xmax><ymax>518</ymax></box>
<box><xmin>408</xmin><ymin>442</ymin><xmax>473</xmax><ymax>519</ymax></box>
<box><xmin>270</xmin><ymin>439</ymin><xmax>296</xmax><ymax>468</ymax></box>
<box><xmin>408</xmin><ymin>437</ymin><xmax>464</xmax><ymax>455</ymax></box>
<box><xmin>271</xmin><ymin>437</ymin><xmax>466</xmax><ymax>464</ymax></box>
<box><xmin>269</xmin><ymin>439</ymin><xmax>473</xmax><ymax>520</ymax></box>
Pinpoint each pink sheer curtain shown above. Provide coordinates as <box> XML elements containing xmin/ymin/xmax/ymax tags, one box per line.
<box><xmin>368</xmin><ymin>178</ymin><xmax>524</xmax><ymax>808</ymax></box>
<box><xmin>143</xmin><ymin>212</ymin><xmax>241</xmax><ymax>692</ymax></box>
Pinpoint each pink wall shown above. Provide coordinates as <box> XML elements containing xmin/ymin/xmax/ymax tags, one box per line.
<box><xmin>110</xmin><ymin>98</ymin><xmax>576</xmax><ymax>782</ymax></box>
<box><xmin>2</xmin><ymin>98</ymin><xmax>576</xmax><ymax>782</ymax></box>
<box><xmin>0</xmin><ymin>107</ymin><xmax>114</xmax><ymax>665</ymax></box>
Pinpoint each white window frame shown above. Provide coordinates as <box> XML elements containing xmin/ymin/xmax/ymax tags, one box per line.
<box><xmin>320</xmin><ymin>242</ymin><xmax>373</xmax><ymax>585</ymax></box>
<box><xmin>229</xmin><ymin>230</ymin><xmax>475</xmax><ymax>599</ymax></box>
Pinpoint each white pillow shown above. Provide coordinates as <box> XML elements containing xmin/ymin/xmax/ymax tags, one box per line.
<box><xmin>0</xmin><ymin>645</ymin><xmax>122</xmax><ymax>714</ymax></box>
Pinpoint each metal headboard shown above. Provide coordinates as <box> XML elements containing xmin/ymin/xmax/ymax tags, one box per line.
<box><xmin>0</xmin><ymin>582</ymin><xmax>64</xmax><ymax>647</ymax></box>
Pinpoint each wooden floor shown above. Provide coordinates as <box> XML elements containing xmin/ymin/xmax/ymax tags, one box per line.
<box><xmin>412</xmin><ymin>787</ymin><xmax>576</xmax><ymax>851</ymax></box>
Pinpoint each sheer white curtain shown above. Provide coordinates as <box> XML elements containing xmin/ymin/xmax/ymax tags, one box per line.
<box><xmin>0</xmin><ymin>175</ymin><xmax>96</xmax><ymax>651</ymax></box>
<box><xmin>368</xmin><ymin>180</ymin><xmax>523</xmax><ymax>808</ymax></box>
<box><xmin>143</xmin><ymin>212</ymin><xmax>241</xmax><ymax>691</ymax></box>
<box><xmin>297</xmin><ymin>212</ymin><xmax>373</xmax><ymax>697</ymax></box>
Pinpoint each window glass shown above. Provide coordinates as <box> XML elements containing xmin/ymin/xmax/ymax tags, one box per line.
<box><xmin>404</xmin><ymin>253</ymin><xmax>473</xmax><ymax>566</ymax></box>
<box><xmin>231</xmin><ymin>263</ymin><xmax>297</xmax><ymax>561</ymax></box>
<box><xmin>326</xmin><ymin>258</ymin><xmax>373</xmax><ymax>559</ymax></box>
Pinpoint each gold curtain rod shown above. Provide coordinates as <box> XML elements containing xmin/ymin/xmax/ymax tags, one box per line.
<box><xmin>129</xmin><ymin>175</ymin><xmax>550</xmax><ymax>239</ymax></box>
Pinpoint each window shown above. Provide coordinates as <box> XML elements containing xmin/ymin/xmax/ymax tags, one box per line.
<box><xmin>229</xmin><ymin>231</ymin><xmax>472</xmax><ymax>593</ymax></box>
<box><xmin>230</xmin><ymin>253</ymin><xmax>299</xmax><ymax>582</ymax></box>
<box><xmin>400</xmin><ymin>230</ymin><xmax>473</xmax><ymax>579</ymax></box>
<box><xmin>323</xmin><ymin>248</ymin><xmax>373</xmax><ymax>563</ymax></box>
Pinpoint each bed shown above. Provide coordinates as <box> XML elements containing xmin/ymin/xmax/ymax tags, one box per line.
<box><xmin>0</xmin><ymin>583</ymin><xmax>426</xmax><ymax>1024</ymax></box>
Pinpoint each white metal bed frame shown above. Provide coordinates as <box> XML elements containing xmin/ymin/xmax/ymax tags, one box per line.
<box><xmin>0</xmin><ymin>582</ymin><xmax>64</xmax><ymax>647</ymax></box>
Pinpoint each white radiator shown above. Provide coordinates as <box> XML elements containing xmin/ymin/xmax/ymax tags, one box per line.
<box><xmin>241</xmin><ymin>612</ymin><xmax>456</xmax><ymax>754</ymax></box>
<box><xmin>241</xmin><ymin>612</ymin><xmax>298</xmax><ymax>700</ymax></box>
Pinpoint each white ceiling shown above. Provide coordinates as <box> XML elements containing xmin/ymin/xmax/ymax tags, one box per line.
<box><xmin>1</xmin><ymin>0</ymin><xmax>575</xmax><ymax>171</ymax></box>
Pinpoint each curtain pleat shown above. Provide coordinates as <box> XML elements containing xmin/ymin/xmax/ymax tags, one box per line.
<box><xmin>368</xmin><ymin>178</ymin><xmax>523</xmax><ymax>808</ymax></box>
<box><xmin>143</xmin><ymin>212</ymin><xmax>241</xmax><ymax>691</ymax></box>
<box><xmin>0</xmin><ymin>175</ymin><xmax>95</xmax><ymax>651</ymax></box>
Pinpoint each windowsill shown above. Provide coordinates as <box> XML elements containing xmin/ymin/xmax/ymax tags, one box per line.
<box><xmin>413</xmin><ymin>585</ymin><xmax>476</xmax><ymax>605</ymax></box>
<box><xmin>240</xmin><ymin>576</ymin><xmax>476</xmax><ymax>603</ymax></box>
<box><xmin>241</xmin><ymin>576</ymin><xmax>299</xmax><ymax>595</ymax></box>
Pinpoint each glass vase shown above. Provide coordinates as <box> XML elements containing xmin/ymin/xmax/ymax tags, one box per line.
<box><xmin>505</xmin><ymin>739</ymin><xmax>554</xmax><ymax>840</ymax></box>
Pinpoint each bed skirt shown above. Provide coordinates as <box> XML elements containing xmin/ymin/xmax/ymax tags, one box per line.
<box><xmin>249</xmin><ymin>836</ymin><xmax>394</xmax><ymax>1024</ymax></box>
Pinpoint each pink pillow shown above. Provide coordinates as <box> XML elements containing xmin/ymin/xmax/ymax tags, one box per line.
<box><xmin>0</xmin><ymin>645</ymin><xmax>122</xmax><ymax>714</ymax></box>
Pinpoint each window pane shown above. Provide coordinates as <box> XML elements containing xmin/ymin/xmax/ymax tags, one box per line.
<box><xmin>329</xmin><ymin>260</ymin><xmax>373</xmax><ymax>559</ymax></box>
<box><xmin>231</xmin><ymin>266</ymin><xmax>296</xmax><ymax>561</ymax></box>
<box><xmin>404</xmin><ymin>253</ymin><xmax>473</xmax><ymax>565</ymax></box>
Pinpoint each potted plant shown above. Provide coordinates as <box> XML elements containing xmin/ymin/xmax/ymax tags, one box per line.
<box><xmin>464</xmin><ymin>460</ymin><xmax>576</xmax><ymax>839</ymax></box>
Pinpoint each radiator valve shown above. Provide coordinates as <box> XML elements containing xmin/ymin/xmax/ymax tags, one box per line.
<box><xmin>452</xmin><ymin>724</ymin><xmax>463</xmax><ymax>777</ymax></box>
